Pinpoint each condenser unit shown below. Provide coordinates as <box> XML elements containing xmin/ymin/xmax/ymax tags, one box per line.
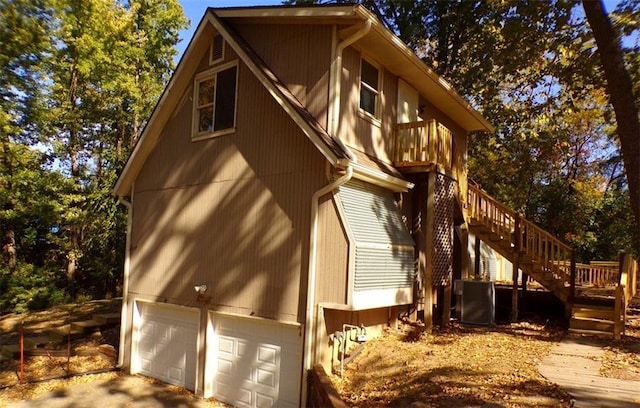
<box><xmin>460</xmin><ymin>280</ymin><xmax>495</xmax><ymax>325</ymax></box>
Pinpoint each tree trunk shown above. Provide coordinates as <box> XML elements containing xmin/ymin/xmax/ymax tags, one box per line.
<box><xmin>582</xmin><ymin>0</ymin><xmax>640</xmax><ymax>230</ymax></box>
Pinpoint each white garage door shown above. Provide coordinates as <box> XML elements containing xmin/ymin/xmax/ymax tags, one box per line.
<box><xmin>135</xmin><ymin>302</ymin><xmax>199</xmax><ymax>390</ymax></box>
<box><xmin>206</xmin><ymin>314</ymin><xmax>302</xmax><ymax>408</ymax></box>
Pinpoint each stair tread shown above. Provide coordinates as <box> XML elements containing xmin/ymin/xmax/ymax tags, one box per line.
<box><xmin>568</xmin><ymin>328</ymin><xmax>614</xmax><ymax>336</ymax></box>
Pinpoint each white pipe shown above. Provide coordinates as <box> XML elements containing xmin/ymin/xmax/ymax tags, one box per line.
<box><xmin>300</xmin><ymin>166</ymin><xmax>352</xmax><ymax>406</ymax></box>
<box><xmin>117</xmin><ymin>192</ymin><xmax>133</xmax><ymax>368</ymax></box>
<box><xmin>328</xmin><ymin>20</ymin><xmax>372</xmax><ymax>162</ymax></box>
<box><xmin>300</xmin><ymin>19</ymin><xmax>370</xmax><ymax>406</ymax></box>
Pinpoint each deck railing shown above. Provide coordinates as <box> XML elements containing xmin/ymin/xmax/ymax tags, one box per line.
<box><xmin>575</xmin><ymin>261</ymin><xmax>620</xmax><ymax>287</ymax></box>
<box><xmin>467</xmin><ymin>183</ymin><xmax>574</xmax><ymax>294</ymax></box>
<box><xmin>614</xmin><ymin>253</ymin><xmax>638</xmax><ymax>339</ymax></box>
<box><xmin>394</xmin><ymin>120</ymin><xmax>453</xmax><ymax>171</ymax></box>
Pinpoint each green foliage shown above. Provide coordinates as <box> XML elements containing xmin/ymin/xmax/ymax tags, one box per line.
<box><xmin>0</xmin><ymin>0</ymin><xmax>187</xmax><ymax>313</ymax></box>
<box><xmin>358</xmin><ymin>0</ymin><xmax>638</xmax><ymax>259</ymax></box>
<box><xmin>0</xmin><ymin>263</ymin><xmax>69</xmax><ymax>314</ymax></box>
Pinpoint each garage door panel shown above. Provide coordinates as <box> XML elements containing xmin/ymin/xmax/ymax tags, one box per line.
<box><xmin>135</xmin><ymin>302</ymin><xmax>199</xmax><ymax>391</ymax></box>
<box><xmin>207</xmin><ymin>315</ymin><xmax>302</xmax><ymax>407</ymax></box>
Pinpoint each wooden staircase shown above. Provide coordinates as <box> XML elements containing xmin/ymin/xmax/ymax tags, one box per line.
<box><xmin>467</xmin><ymin>183</ymin><xmax>575</xmax><ymax>305</ymax></box>
<box><xmin>466</xmin><ymin>184</ymin><xmax>640</xmax><ymax>338</ymax></box>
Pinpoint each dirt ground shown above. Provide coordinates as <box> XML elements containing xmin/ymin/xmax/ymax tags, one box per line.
<box><xmin>333</xmin><ymin>311</ymin><xmax>640</xmax><ymax>408</ymax></box>
<box><xmin>1</xmin><ymin>297</ymin><xmax>639</xmax><ymax>407</ymax></box>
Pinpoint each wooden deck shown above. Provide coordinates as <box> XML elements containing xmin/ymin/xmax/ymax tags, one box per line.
<box><xmin>539</xmin><ymin>335</ymin><xmax>640</xmax><ymax>407</ymax></box>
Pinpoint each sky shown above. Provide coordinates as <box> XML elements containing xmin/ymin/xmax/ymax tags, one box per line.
<box><xmin>174</xmin><ymin>0</ymin><xmax>626</xmax><ymax>62</ymax></box>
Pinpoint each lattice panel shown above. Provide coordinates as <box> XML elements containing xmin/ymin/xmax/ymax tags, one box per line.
<box><xmin>432</xmin><ymin>174</ymin><xmax>454</xmax><ymax>286</ymax></box>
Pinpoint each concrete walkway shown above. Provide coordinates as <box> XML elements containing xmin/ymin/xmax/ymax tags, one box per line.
<box><xmin>539</xmin><ymin>335</ymin><xmax>640</xmax><ymax>407</ymax></box>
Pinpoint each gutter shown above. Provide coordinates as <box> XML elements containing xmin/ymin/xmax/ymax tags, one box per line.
<box><xmin>301</xmin><ymin>19</ymin><xmax>371</xmax><ymax>407</ymax></box>
<box><xmin>117</xmin><ymin>193</ymin><xmax>133</xmax><ymax>368</ymax></box>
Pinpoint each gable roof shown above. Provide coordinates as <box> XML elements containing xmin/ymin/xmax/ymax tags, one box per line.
<box><xmin>113</xmin><ymin>7</ymin><xmax>351</xmax><ymax>197</ymax></box>
<box><xmin>114</xmin><ymin>5</ymin><xmax>492</xmax><ymax>197</ymax></box>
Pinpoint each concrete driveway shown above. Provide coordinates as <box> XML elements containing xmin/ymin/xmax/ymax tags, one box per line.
<box><xmin>6</xmin><ymin>374</ymin><xmax>225</xmax><ymax>408</ymax></box>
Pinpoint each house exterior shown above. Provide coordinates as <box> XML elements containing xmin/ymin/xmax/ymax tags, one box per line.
<box><xmin>113</xmin><ymin>5</ymin><xmax>492</xmax><ymax>407</ymax></box>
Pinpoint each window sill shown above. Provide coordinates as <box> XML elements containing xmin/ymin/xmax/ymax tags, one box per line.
<box><xmin>192</xmin><ymin>127</ymin><xmax>236</xmax><ymax>142</ymax></box>
<box><xmin>358</xmin><ymin>109</ymin><xmax>381</xmax><ymax>128</ymax></box>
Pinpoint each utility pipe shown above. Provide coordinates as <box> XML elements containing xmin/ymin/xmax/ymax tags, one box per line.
<box><xmin>300</xmin><ymin>20</ymin><xmax>371</xmax><ymax>406</ymax></box>
<box><xmin>328</xmin><ymin>20</ymin><xmax>372</xmax><ymax>158</ymax></box>
<box><xmin>117</xmin><ymin>193</ymin><xmax>133</xmax><ymax>368</ymax></box>
<box><xmin>300</xmin><ymin>166</ymin><xmax>352</xmax><ymax>407</ymax></box>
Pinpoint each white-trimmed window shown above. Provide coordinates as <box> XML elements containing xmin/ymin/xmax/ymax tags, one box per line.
<box><xmin>359</xmin><ymin>58</ymin><xmax>380</xmax><ymax>118</ymax></box>
<box><xmin>210</xmin><ymin>34</ymin><xmax>224</xmax><ymax>65</ymax></box>
<box><xmin>193</xmin><ymin>61</ymin><xmax>238</xmax><ymax>140</ymax></box>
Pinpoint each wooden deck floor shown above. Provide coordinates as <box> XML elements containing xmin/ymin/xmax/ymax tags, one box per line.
<box><xmin>538</xmin><ymin>335</ymin><xmax>640</xmax><ymax>407</ymax></box>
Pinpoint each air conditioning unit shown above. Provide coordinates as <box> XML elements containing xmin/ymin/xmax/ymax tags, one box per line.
<box><xmin>460</xmin><ymin>280</ymin><xmax>495</xmax><ymax>325</ymax></box>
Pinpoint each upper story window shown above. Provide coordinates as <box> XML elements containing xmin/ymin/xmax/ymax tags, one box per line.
<box><xmin>359</xmin><ymin>58</ymin><xmax>380</xmax><ymax>118</ymax></box>
<box><xmin>193</xmin><ymin>61</ymin><xmax>238</xmax><ymax>141</ymax></box>
<box><xmin>210</xmin><ymin>34</ymin><xmax>224</xmax><ymax>65</ymax></box>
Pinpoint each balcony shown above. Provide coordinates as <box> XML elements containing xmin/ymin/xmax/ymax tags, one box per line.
<box><xmin>393</xmin><ymin>119</ymin><xmax>453</xmax><ymax>174</ymax></box>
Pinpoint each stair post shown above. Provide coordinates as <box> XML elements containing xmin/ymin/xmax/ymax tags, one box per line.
<box><xmin>567</xmin><ymin>250</ymin><xmax>576</xmax><ymax>319</ymax></box>
<box><xmin>511</xmin><ymin>214</ymin><xmax>520</xmax><ymax>322</ymax></box>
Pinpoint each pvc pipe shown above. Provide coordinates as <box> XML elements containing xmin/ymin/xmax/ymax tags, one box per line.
<box><xmin>300</xmin><ymin>166</ymin><xmax>352</xmax><ymax>406</ymax></box>
<box><xmin>117</xmin><ymin>192</ymin><xmax>133</xmax><ymax>369</ymax></box>
<box><xmin>328</xmin><ymin>20</ymin><xmax>372</xmax><ymax>162</ymax></box>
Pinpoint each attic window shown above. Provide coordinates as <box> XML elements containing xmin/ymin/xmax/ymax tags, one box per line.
<box><xmin>193</xmin><ymin>61</ymin><xmax>238</xmax><ymax>140</ymax></box>
<box><xmin>210</xmin><ymin>34</ymin><xmax>224</xmax><ymax>65</ymax></box>
<box><xmin>359</xmin><ymin>58</ymin><xmax>380</xmax><ymax>118</ymax></box>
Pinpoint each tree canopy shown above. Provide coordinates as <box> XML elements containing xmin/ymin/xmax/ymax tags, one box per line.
<box><xmin>0</xmin><ymin>0</ymin><xmax>187</xmax><ymax>313</ymax></box>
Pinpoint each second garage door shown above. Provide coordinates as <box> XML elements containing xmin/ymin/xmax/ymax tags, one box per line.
<box><xmin>135</xmin><ymin>302</ymin><xmax>199</xmax><ymax>391</ymax></box>
<box><xmin>206</xmin><ymin>314</ymin><xmax>302</xmax><ymax>408</ymax></box>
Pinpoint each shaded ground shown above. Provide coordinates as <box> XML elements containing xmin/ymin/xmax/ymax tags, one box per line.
<box><xmin>1</xmin><ymin>296</ymin><xmax>638</xmax><ymax>407</ymax></box>
<box><xmin>334</xmin><ymin>313</ymin><xmax>640</xmax><ymax>408</ymax></box>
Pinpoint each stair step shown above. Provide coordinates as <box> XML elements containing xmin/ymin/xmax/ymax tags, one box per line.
<box><xmin>70</xmin><ymin>319</ymin><xmax>103</xmax><ymax>333</ymax></box>
<box><xmin>572</xmin><ymin>306</ymin><xmax>615</xmax><ymax>320</ymax></box>
<box><xmin>570</xmin><ymin>317</ymin><xmax>614</xmax><ymax>332</ymax></box>
<box><xmin>0</xmin><ymin>352</ymin><xmax>12</xmax><ymax>362</ymax></box>
<box><xmin>93</xmin><ymin>312</ymin><xmax>120</xmax><ymax>325</ymax></box>
<box><xmin>24</xmin><ymin>336</ymin><xmax>54</xmax><ymax>349</ymax></box>
<box><xmin>1</xmin><ymin>344</ymin><xmax>22</xmax><ymax>356</ymax></box>
<box><xmin>49</xmin><ymin>325</ymin><xmax>85</xmax><ymax>341</ymax></box>
<box><xmin>568</xmin><ymin>328</ymin><xmax>614</xmax><ymax>337</ymax></box>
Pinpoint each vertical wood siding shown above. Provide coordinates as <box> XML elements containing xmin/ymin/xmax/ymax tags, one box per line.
<box><xmin>231</xmin><ymin>22</ymin><xmax>332</xmax><ymax>129</ymax></box>
<box><xmin>316</xmin><ymin>194</ymin><xmax>349</xmax><ymax>305</ymax></box>
<box><xmin>130</xmin><ymin>43</ymin><xmax>327</xmax><ymax>323</ymax></box>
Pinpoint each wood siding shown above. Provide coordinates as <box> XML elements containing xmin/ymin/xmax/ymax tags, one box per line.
<box><xmin>130</xmin><ymin>42</ymin><xmax>327</xmax><ymax>323</ymax></box>
<box><xmin>230</xmin><ymin>22</ymin><xmax>332</xmax><ymax>130</ymax></box>
<box><xmin>316</xmin><ymin>194</ymin><xmax>349</xmax><ymax>305</ymax></box>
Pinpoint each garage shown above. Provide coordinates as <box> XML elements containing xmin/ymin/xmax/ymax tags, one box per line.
<box><xmin>205</xmin><ymin>314</ymin><xmax>302</xmax><ymax>408</ymax></box>
<box><xmin>134</xmin><ymin>302</ymin><xmax>199</xmax><ymax>390</ymax></box>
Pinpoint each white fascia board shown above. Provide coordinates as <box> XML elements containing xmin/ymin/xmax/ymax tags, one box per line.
<box><xmin>338</xmin><ymin>158</ymin><xmax>414</xmax><ymax>192</ymax></box>
<box><xmin>353</xmin><ymin>6</ymin><xmax>494</xmax><ymax>133</ymax></box>
<box><xmin>214</xmin><ymin>6</ymin><xmax>358</xmax><ymax>19</ymax></box>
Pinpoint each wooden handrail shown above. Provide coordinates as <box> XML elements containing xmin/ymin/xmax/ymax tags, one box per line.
<box><xmin>613</xmin><ymin>253</ymin><xmax>638</xmax><ymax>339</ymax></box>
<box><xmin>393</xmin><ymin>119</ymin><xmax>453</xmax><ymax>171</ymax></box>
<box><xmin>467</xmin><ymin>183</ymin><xmax>574</xmax><ymax>295</ymax></box>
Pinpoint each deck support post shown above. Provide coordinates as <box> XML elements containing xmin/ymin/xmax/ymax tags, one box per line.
<box><xmin>511</xmin><ymin>215</ymin><xmax>521</xmax><ymax>322</ymax></box>
<box><xmin>474</xmin><ymin>235</ymin><xmax>481</xmax><ymax>278</ymax></box>
<box><xmin>424</xmin><ymin>172</ymin><xmax>436</xmax><ymax>329</ymax></box>
<box><xmin>412</xmin><ymin>176</ymin><xmax>432</xmax><ymax>330</ymax></box>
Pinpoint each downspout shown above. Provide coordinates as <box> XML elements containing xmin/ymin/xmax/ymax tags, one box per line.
<box><xmin>117</xmin><ymin>193</ymin><xmax>133</xmax><ymax>368</ymax></box>
<box><xmin>328</xmin><ymin>20</ymin><xmax>372</xmax><ymax>161</ymax></box>
<box><xmin>300</xmin><ymin>19</ymin><xmax>370</xmax><ymax>407</ymax></box>
<box><xmin>301</xmin><ymin>165</ymin><xmax>352</xmax><ymax>406</ymax></box>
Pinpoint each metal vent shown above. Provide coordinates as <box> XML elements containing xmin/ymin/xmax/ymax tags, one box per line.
<box><xmin>211</xmin><ymin>34</ymin><xmax>224</xmax><ymax>63</ymax></box>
